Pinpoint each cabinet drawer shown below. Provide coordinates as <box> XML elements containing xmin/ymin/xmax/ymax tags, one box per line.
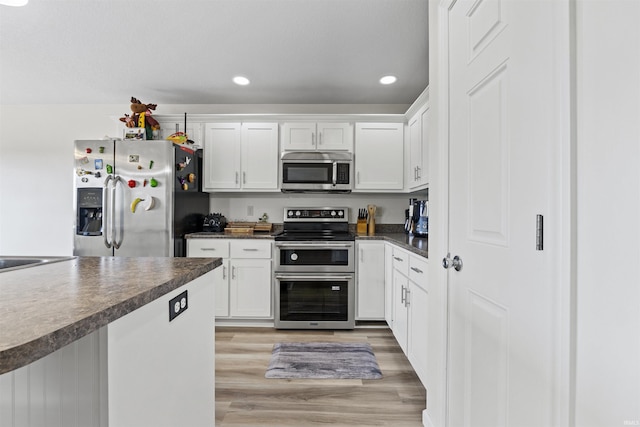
<box><xmin>409</xmin><ymin>255</ymin><xmax>428</xmax><ymax>288</ymax></box>
<box><xmin>187</xmin><ymin>239</ymin><xmax>230</xmax><ymax>258</ymax></box>
<box><xmin>230</xmin><ymin>240</ymin><xmax>272</xmax><ymax>259</ymax></box>
<box><xmin>392</xmin><ymin>247</ymin><xmax>410</xmax><ymax>277</ymax></box>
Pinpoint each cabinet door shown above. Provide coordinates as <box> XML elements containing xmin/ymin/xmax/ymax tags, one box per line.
<box><xmin>214</xmin><ymin>258</ymin><xmax>230</xmax><ymax>317</ymax></box>
<box><xmin>392</xmin><ymin>268</ymin><xmax>409</xmax><ymax>354</ymax></box>
<box><xmin>186</xmin><ymin>239</ymin><xmax>230</xmax><ymax>318</ymax></box>
<box><xmin>408</xmin><ymin>279</ymin><xmax>428</xmax><ymax>385</ymax></box>
<box><xmin>356</xmin><ymin>241</ymin><xmax>386</xmax><ymax>320</ymax></box>
<box><xmin>384</xmin><ymin>243</ymin><xmax>394</xmax><ymax>326</ymax></box>
<box><xmin>419</xmin><ymin>106</ymin><xmax>430</xmax><ymax>187</ymax></box>
<box><xmin>203</xmin><ymin>123</ymin><xmax>241</xmax><ymax>190</ymax></box>
<box><xmin>281</xmin><ymin>122</ymin><xmax>317</xmax><ymax>151</ymax></box>
<box><xmin>240</xmin><ymin>123</ymin><xmax>279</xmax><ymax>190</ymax></box>
<box><xmin>408</xmin><ymin>111</ymin><xmax>423</xmax><ymax>190</ymax></box>
<box><xmin>317</xmin><ymin>122</ymin><xmax>353</xmax><ymax>151</ymax></box>
<box><xmin>229</xmin><ymin>259</ymin><xmax>272</xmax><ymax>318</ymax></box>
<box><xmin>354</xmin><ymin>123</ymin><xmax>404</xmax><ymax>190</ymax></box>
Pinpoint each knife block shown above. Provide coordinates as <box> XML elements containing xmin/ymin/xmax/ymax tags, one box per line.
<box><xmin>357</xmin><ymin>219</ymin><xmax>367</xmax><ymax>235</ymax></box>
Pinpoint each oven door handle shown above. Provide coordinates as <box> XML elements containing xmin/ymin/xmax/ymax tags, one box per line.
<box><xmin>275</xmin><ymin>274</ymin><xmax>353</xmax><ymax>280</ymax></box>
<box><xmin>275</xmin><ymin>242</ymin><xmax>354</xmax><ymax>248</ymax></box>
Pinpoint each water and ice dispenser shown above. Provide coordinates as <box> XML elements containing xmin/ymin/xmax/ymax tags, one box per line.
<box><xmin>76</xmin><ymin>188</ymin><xmax>103</xmax><ymax>236</ymax></box>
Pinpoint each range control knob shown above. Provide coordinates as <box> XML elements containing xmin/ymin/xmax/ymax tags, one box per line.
<box><xmin>295</xmin><ymin>210</ymin><xmax>301</xmax><ymax>217</ymax></box>
<box><xmin>338</xmin><ymin>210</ymin><xmax>344</xmax><ymax>217</ymax></box>
<box><xmin>288</xmin><ymin>210</ymin><xmax>294</xmax><ymax>217</ymax></box>
<box><xmin>331</xmin><ymin>210</ymin><xmax>336</xmax><ymax>216</ymax></box>
<box><xmin>290</xmin><ymin>253</ymin><xmax>298</xmax><ymax>261</ymax></box>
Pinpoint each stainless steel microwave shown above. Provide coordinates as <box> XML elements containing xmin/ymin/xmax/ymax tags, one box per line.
<box><xmin>280</xmin><ymin>151</ymin><xmax>353</xmax><ymax>192</ymax></box>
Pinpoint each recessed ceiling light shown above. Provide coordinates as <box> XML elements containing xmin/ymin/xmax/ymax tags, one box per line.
<box><xmin>233</xmin><ymin>76</ymin><xmax>250</xmax><ymax>86</ymax></box>
<box><xmin>379</xmin><ymin>75</ymin><xmax>398</xmax><ymax>85</ymax></box>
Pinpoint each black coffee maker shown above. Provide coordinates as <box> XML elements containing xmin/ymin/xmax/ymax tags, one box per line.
<box><xmin>405</xmin><ymin>198</ymin><xmax>428</xmax><ymax>236</ymax></box>
<box><xmin>413</xmin><ymin>200</ymin><xmax>428</xmax><ymax>237</ymax></box>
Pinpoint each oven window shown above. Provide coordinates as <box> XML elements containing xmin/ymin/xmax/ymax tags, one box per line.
<box><xmin>283</xmin><ymin>163</ymin><xmax>331</xmax><ymax>183</ymax></box>
<box><xmin>279</xmin><ymin>248</ymin><xmax>349</xmax><ymax>266</ymax></box>
<box><xmin>279</xmin><ymin>280</ymin><xmax>349</xmax><ymax>321</ymax></box>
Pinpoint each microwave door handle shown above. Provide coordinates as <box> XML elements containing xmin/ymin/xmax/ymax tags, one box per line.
<box><xmin>332</xmin><ymin>162</ymin><xmax>337</xmax><ymax>185</ymax></box>
<box><xmin>103</xmin><ymin>175</ymin><xmax>113</xmax><ymax>249</ymax></box>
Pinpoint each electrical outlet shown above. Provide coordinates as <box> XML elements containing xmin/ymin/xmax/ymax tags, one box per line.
<box><xmin>247</xmin><ymin>205</ymin><xmax>254</xmax><ymax>216</ymax></box>
<box><xmin>169</xmin><ymin>290</ymin><xmax>188</xmax><ymax>321</ymax></box>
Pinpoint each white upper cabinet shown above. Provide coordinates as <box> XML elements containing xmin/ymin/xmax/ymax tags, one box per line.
<box><xmin>203</xmin><ymin>122</ymin><xmax>279</xmax><ymax>192</ymax></box>
<box><xmin>281</xmin><ymin>122</ymin><xmax>353</xmax><ymax>152</ymax></box>
<box><xmin>241</xmin><ymin>123</ymin><xmax>279</xmax><ymax>190</ymax></box>
<box><xmin>203</xmin><ymin>123</ymin><xmax>242</xmax><ymax>190</ymax></box>
<box><xmin>354</xmin><ymin>122</ymin><xmax>404</xmax><ymax>191</ymax></box>
<box><xmin>407</xmin><ymin>104</ymin><xmax>430</xmax><ymax>191</ymax></box>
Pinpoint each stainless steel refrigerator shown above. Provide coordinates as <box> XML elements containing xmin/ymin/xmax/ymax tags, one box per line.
<box><xmin>73</xmin><ymin>139</ymin><xmax>209</xmax><ymax>257</ymax></box>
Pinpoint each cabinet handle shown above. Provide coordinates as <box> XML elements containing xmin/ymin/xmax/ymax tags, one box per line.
<box><xmin>410</xmin><ymin>266</ymin><xmax>424</xmax><ymax>274</ymax></box>
<box><xmin>393</xmin><ymin>256</ymin><xmax>404</xmax><ymax>262</ymax></box>
<box><xmin>243</xmin><ymin>171</ymin><xmax>246</xmax><ymax>184</ymax></box>
<box><xmin>414</xmin><ymin>166</ymin><xmax>418</xmax><ymax>181</ymax></box>
<box><xmin>417</xmin><ymin>166</ymin><xmax>421</xmax><ymax>180</ymax></box>
<box><xmin>357</xmin><ymin>171</ymin><xmax>360</xmax><ymax>184</ymax></box>
<box><xmin>242</xmin><ymin>248</ymin><xmax>259</xmax><ymax>251</ymax></box>
<box><xmin>232</xmin><ymin>266</ymin><xmax>236</xmax><ymax>279</ymax></box>
<box><xmin>318</xmin><ymin>132</ymin><xmax>322</xmax><ymax>145</ymax></box>
<box><xmin>235</xmin><ymin>172</ymin><xmax>239</xmax><ymax>184</ymax></box>
<box><xmin>360</xmin><ymin>248</ymin><xmax>364</xmax><ymax>263</ymax></box>
<box><xmin>405</xmin><ymin>288</ymin><xmax>411</xmax><ymax>307</ymax></box>
<box><xmin>400</xmin><ymin>285</ymin><xmax>406</xmax><ymax>304</ymax></box>
<box><xmin>312</xmin><ymin>132</ymin><xmax>315</xmax><ymax>146</ymax></box>
<box><xmin>200</xmin><ymin>248</ymin><xmax>217</xmax><ymax>251</ymax></box>
<box><xmin>222</xmin><ymin>265</ymin><xmax>227</xmax><ymax>279</ymax></box>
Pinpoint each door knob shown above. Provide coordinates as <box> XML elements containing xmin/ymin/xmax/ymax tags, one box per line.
<box><xmin>442</xmin><ymin>254</ymin><xmax>463</xmax><ymax>272</ymax></box>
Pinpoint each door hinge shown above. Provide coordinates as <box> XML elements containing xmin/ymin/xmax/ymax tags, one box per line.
<box><xmin>536</xmin><ymin>214</ymin><xmax>543</xmax><ymax>251</ymax></box>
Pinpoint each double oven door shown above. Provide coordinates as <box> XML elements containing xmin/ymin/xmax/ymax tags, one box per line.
<box><xmin>274</xmin><ymin>241</ymin><xmax>355</xmax><ymax>329</ymax></box>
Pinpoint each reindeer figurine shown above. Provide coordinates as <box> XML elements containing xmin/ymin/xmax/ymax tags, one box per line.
<box><xmin>119</xmin><ymin>97</ymin><xmax>160</xmax><ymax>139</ymax></box>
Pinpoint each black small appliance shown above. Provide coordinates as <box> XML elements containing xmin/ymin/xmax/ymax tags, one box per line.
<box><xmin>203</xmin><ymin>213</ymin><xmax>227</xmax><ymax>232</ymax></box>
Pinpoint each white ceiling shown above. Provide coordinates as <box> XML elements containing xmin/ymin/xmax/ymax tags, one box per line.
<box><xmin>0</xmin><ymin>0</ymin><xmax>429</xmax><ymax>106</ymax></box>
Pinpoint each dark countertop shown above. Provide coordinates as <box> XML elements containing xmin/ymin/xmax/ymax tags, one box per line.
<box><xmin>356</xmin><ymin>232</ymin><xmax>428</xmax><ymax>258</ymax></box>
<box><xmin>186</xmin><ymin>230</ymin><xmax>428</xmax><ymax>259</ymax></box>
<box><xmin>0</xmin><ymin>256</ymin><xmax>221</xmax><ymax>374</ymax></box>
<box><xmin>187</xmin><ymin>232</ymin><xmax>275</xmax><ymax>239</ymax></box>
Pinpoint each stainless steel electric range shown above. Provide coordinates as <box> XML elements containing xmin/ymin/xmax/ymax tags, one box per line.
<box><xmin>273</xmin><ymin>207</ymin><xmax>355</xmax><ymax>329</ymax></box>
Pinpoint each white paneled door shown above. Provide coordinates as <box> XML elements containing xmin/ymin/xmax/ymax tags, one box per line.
<box><xmin>446</xmin><ymin>0</ymin><xmax>564</xmax><ymax>426</ymax></box>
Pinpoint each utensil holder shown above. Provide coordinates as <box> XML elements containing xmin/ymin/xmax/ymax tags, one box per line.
<box><xmin>357</xmin><ymin>219</ymin><xmax>367</xmax><ymax>235</ymax></box>
<box><xmin>367</xmin><ymin>218</ymin><xmax>376</xmax><ymax>235</ymax></box>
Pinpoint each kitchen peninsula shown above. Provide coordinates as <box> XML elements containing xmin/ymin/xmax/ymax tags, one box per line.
<box><xmin>0</xmin><ymin>256</ymin><xmax>221</xmax><ymax>426</ymax></box>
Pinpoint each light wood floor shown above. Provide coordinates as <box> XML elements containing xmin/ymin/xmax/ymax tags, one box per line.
<box><xmin>215</xmin><ymin>326</ymin><xmax>426</xmax><ymax>426</ymax></box>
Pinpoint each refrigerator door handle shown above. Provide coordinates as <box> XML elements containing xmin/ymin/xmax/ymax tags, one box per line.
<box><xmin>112</xmin><ymin>176</ymin><xmax>124</xmax><ymax>249</ymax></box>
<box><xmin>103</xmin><ymin>175</ymin><xmax>113</xmax><ymax>249</ymax></box>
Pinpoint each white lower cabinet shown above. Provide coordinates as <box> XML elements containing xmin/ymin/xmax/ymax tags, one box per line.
<box><xmin>407</xmin><ymin>255</ymin><xmax>429</xmax><ymax>384</ymax></box>
<box><xmin>229</xmin><ymin>258</ymin><xmax>271</xmax><ymax>317</ymax></box>
<box><xmin>384</xmin><ymin>243</ymin><xmax>394</xmax><ymax>327</ymax></box>
<box><xmin>356</xmin><ymin>241</ymin><xmax>386</xmax><ymax>320</ymax></box>
<box><xmin>393</xmin><ymin>266</ymin><xmax>410</xmax><ymax>353</ymax></box>
<box><xmin>187</xmin><ymin>238</ymin><xmax>272</xmax><ymax>319</ymax></box>
<box><xmin>387</xmin><ymin>244</ymin><xmax>429</xmax><ymax>385</ymax></box>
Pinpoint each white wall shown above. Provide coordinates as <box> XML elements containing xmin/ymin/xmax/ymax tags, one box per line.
<box><xmin>0</xmin><ymin>104</ymin><xmax>415</xmax><ymax>255</ymax></box>
<box><xmin>575</xmin><ymin>1</ymin><xmax>640</xmax><ymax>426</ymax></box>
